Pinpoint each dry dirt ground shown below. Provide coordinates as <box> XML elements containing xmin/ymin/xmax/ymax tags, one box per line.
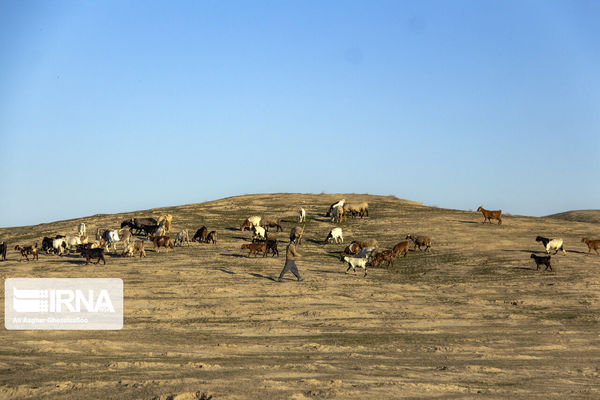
<box><xmin>1</xmin><ymin>193</ymin><xmax>599</xmax><ymax>399</ymax></box>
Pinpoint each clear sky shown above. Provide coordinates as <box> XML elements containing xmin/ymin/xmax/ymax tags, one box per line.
<box><xmin>1</xmin><ymin>1</ymin><xmax>599</xmax><ymax>227</ymax></box>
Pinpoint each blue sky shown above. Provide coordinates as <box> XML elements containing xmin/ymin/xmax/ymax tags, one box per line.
<box><xmin>1</xmin><ymin>1</ymin><xmax>598</xmax><ymax>227</ymax></box>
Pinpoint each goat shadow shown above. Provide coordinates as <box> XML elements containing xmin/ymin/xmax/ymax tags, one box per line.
<box><xmin>219</xmin><ymin>268</ymin><xmax>236</xmax><ymax>275</ymax></box>
<box><xmin>512</xmin><ymin>266</ymin><xmax>538</xmax><ymax>271</ymax></box>
<box><xmin>306</xmin><ymin>238</ymin><xmax>325</xmax><ymax>245</ymax></box>
<box><xmin>249</xmin><ymin>273</ymin><xmax>276</xmax><ymax>282</ymax></box>
<box><xmin>220</xmin><ymin>253</ymin><xmax>247</xmax><ymax>258</ymax></box>
<box><xmin>226</xmin><ymin>227</ymin><xmax>239</xmax><ymax>232</ymax></box>
<box><xmin>457</xmin><ymin>220</ymin><xmax>478</xmax><ymax>224</ymax></box>
<box><xmin>567</xmin><ymin>250</ymin><xmax>590</xmax><ymax>255</ymax></box>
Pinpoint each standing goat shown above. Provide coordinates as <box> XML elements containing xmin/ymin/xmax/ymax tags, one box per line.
<box><xmin>477</xmin><ymin>206</ymin><xmax>502</xmax><ymax>225</ymax></box>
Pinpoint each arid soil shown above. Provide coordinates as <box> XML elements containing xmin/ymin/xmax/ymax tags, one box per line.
<box><xmin>1</xmin><ymin>193</ymin><xmax>599</xmax><ymax>399</ymax></box>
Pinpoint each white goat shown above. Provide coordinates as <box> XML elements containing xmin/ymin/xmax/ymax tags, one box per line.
<box><xmin>174</xmin><ymin>229</ymin><xmax>190</xmax><ymax>247</ymax></box>
<box><xmin>546</xmin><ymin>239</ymin><xmax>567</xmax><ymax>255</ymax></box>
<box><xmin>298</xmin><ymin>208</ymin><xmax>306</xmax><ymax>223</ymax></box>
<box><xmin>78</xmin><ymin>223</ymin><xmax>86</xmax><ymax>237</ymax></box>
<box><xmin>65</xmin><ymin>235</ymin><xmax>82</xmax><ymax>251</ymax></box>
<box><xmin>52</xmin><ymin>238</ymin><xmax>67</xmax><ymax>255</ymax></box>
<box><xmin>252</xmin><ymin>225</ymin><xmax>266</xmax><ymax>240</ymax></box>
<box><xmin>325</xmin><ymin>227</ymin><xmax>343</xmax><ymax>244</ymax></box>
<box><xmin>342</xmin><ymin>256</ymin><xmax>369</xmax><ymax>277</ymax></box>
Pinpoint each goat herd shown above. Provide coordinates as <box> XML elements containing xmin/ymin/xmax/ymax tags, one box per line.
<box><xmin>1</xmin><ymin>200</ymin><xmax>599</xmax><ymax>278</ymax></box>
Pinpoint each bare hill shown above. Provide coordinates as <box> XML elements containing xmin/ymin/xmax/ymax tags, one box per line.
<box><xmin>545</xmin><ymin>209</ymin><xmax>600</xmax><ymax>224</ymax></box>
<box><xmin>1</xmin><ymin>193</ymin><xmax>599</xmax><ymax>399</ymax></box>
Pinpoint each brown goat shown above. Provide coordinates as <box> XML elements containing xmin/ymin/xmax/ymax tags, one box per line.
<box><xmin>477</xmin><ymin>206</ymin><xmax>502</xmax><ymax>225</ymax></box>
<box><xmin>341</xmin><ymin>242</ymin><xmax>361</xmax><ymax>257</ymax></box>
<box><xmin>122</xmin><ymin>240</ymin><xmax>146</xmax><ymax>258</ymax></box>
<box><xmin>241</xmin><ymin>242</ymin><xmax>267</xmax><ymax>257</ymax></box>
<box><xmin>372</xmin><ymin>250</ymin><xmax>395</xmax><ymax>268</ymax></box>
<box><xmin>582</xmin><ymin>238</ymin><xmax>600</xmax><ymax>255</ymax></box>
<box><xmin>15</xmin><ymin>243</ymin><xmax>39</xmax><ymax>261</ymax></box>
<box><xmin>149</xmin><ymin>235</ymin><xmax>174</xmax><ymax>252</ymax></box>
<box><xmin>351</xmin><ymin>239</ymin><xmax>379</xmax><ymax>249</ymax></box>
<box><xmin>392</xmin><ymin>240</ymin><xmax>409</xmax><ymax>258</ymax></box>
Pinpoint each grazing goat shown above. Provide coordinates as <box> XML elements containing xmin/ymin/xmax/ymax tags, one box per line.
<box><xmin>15</xmin><ymin>243</ymin><xmax>39</xmax><ymax>261</ymax></box>
<box><xmin>342</xmin><ymin>242</ymin><xmax>361</xmax><ymax>257</ymax></box>
<box><xmin>405</xmin><ymin>235</ymin><xmax>431</xmax><ymax>252</ymax></box>
<box><xmin>78</xmin><ymin>223</ymin><xmax>86</xmax><ymax>236</ymax></box>
<box><xmin>298</xmin><ymin>208</ymin><xmax>306</xmax><ymax>223</ymax></box>
<box><xmin>290</xmin><ymin>226</ymin><xmax>304</xmax><ymax>245</ymax></box>
<box><xmin>582</xmin><ymin>237</ymin><xmax>600</xmax><ymax>255</ymax></box>
<box><xmin>344</xmin><ymin>204</ymin><xmax>361</xmax><ymax>218</ymax></box>
<box><xmin>535</xmin><ymin>236</ymin><xmax>566</xmax><ymax>255</ymax></box>
<box><xmin>149</xmin><ymin>235</ymin><xmax>174</xmax><ymax>252</ymax></box>
<box><xmin>240</xmin><ymin>216</ymin><xmax>261</xmax><ymax>232</ymax></box>
<box><xmin>477</xmin><ymin>206</ymin><xmax>502</xmax><ymax>225</ymax></box>
<box><xmin>331</xmin><ymin>205</ymin><xmax>345</xmax><ymax>223</ymax></box>
<box><xmin>262</xmin><ymin>218</ymin><xmax>283</xmax><ymax>232</ymax></box>
<box><xmin>241</xmin><ymin>242</ymin><xmax>267</xmax><ymax>257</ymax></box>
<box><xmin>206</xmin><ymin>231</ymin><xmax>218</xmax><ymax>244</ymax></box>
<box><xmin>192</xmin><ymin>226</ymin><xmax>209</xmax><ymax>243</ymax></box>
<box><xmin>392</xmin><ymin>240</ymin><xmax>409</xmax><ymax>258</ymax></box>
<box><xmin>325</xmin><ymin>227</ymin><xmax>343</xmax><ymax>244</ymax></box>
<box><xmin>342</xmin><ymin>256</ymin><xmax>368</xmax><ymax>277</ymax></box>
<box><xmin>80</xmin><ymin>248</ymin><xmax>106</xmax><ymax>265</ymax></box>
<box><xmin>174</xmin><ymin>229</ymin><xmax>190</xmax><ymax>247</ymax></box>
<box><xmin>157</xmin><ymin>214</ymin><xmax>173</xmax><ymax>232</ymax></box>
<box><xmin>530</xmin><ymin>254</ymin><xmax>552</xmax><ymax>271</ymax></box>
<box><xmin>326</xmin><ymin>199</ymin><xmax>346</xmax><ymax>217</ymax></box>
<box><xmin>372</xmin><ymin>250</ymin><xmax>395</xmax><ymax>268</ymax></box>
<box><xmin>0</xmin><ymin>241</ymin><xmax>6</xmax><ymax>261</ymax></box>
<box><xmin>122</xmin><ymin>240</ymin><xmax>146</xmax><ymax>258</ymax></box>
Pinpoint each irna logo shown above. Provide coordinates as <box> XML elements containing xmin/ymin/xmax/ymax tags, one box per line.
<box><xmin>13</xmin><ymin>288</ymin><xmax>115</xmax><ymax>313</ymax></box>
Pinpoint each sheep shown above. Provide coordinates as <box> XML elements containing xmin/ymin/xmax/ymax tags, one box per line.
<box><xmin>192</xmin><ymin>227</ymin><xmax>209</xmax><ymax>243</ymax></box>
<box><xmin>174</xmin><ymin>229</ymin><xmax>190</xmax><ymax>246</ymax></box>
<box><xmin>477</xmin><ymin>206</ymin><xmax>502</xmax><ymax>225</ymax></box>
<box><xmin>530</xmin><ymin>254</ymin><xmax>552</xmax><ymax>271</ymax></box>
<box><xmin>148</xmin><ymin>235</ymin><xmax>174</xmax><ymax>252</ymax></box>
<box><xmin>122</xmin><ymin>240</ymin><xmax>146</xmax><ymax>258</ymax></box>
<box><xmin>331</xmin><ymin>205</ymin><xmax>345</xmax><ymax>223</ymax></box>
<box><xmin>0</xmin><ymin>241</ymin><xmax>6</xmax><ymax>261</ymax></box>
<box><xmin>240</xmin><ymin>216</ymin><xmax>261</xmax><ymax>232</ymax></box>
<box><xmin>351</xmin><ymin>239</ymin><xmax>379</xmax><ymax>249</ymax></box>
<box><xmin>392</xmin><ymin>240</ymin><xmax>409</xmax><ymax>258</ymax></box>
<box><xmin>252</xmin><ymin>225</ymin><xmax>266</xmax><ymax>241</ymax></box>
<box><xmin>372</xmin><ymin>250</ymin><xmax>395</xmax><ymax>268</ymax></box>
<box><xmin>405</xmin><ymin>235</ymin><xmax>431</xmax><ymax>252</ymax></box>
<box><xmin>157</xmin><ymin>214</ymin><xmax>173</xmax><ymax>232</ymax></box>
<box><xmin>298</xmin><ymin>208</ymin><xmax>306</xmax><ymax>223</ymax></box>
<box><xmin>78</xmin><ymin>223</ymin><xmax>86</xmax><ymax>236</ymax></box>
<box><xmin>581</xmin><ymin>237</ymin><xmax>600</xmax><ymax>255</ymax></box>
<box><xmin>241</xmin><ymin>242</ymin><xmax>267</xmax><ymax>257</ymax></box>
<box><xmin>262</xmin><ymin>218</ymin><xmax>283</xmax><ymax>232</ymax></box>
<box><xmin>325</xmin><ymin>227</ymin><xmax>344</xmax><ymax>244</ymax></box>
<box><xmin>290</xmin><ymin>226</ymin><xmax>304</xmax><ymax>245</ymax></box>
<box><xmin>206</xmin><ymin>231</ymin><xmax>218</xmax><ymax>244</ymax></box>
<box><xmin>357</xmin><ymin>202</ymin><xmax>369</xmax><ymax>217</ymax></box>
<box><xmin>326</xmin><ymin>199</ymin><xmax>346</xmax><ymax>217</ymax></box>
<box><xmin>15</xmin><ymin>243</ymin><xmax>39</xmax><ymax>261</ymax></box>
<box><xmin>344</xmin><ymin>204</ymin><xmax>361</xmax><ymax>218</ymax></box>
<box><xmin>79</xmin><ymin>248</ymin><xmax>106</xmax><ymax>265</ymax></box>
<box><xmin>535</xmin><ymin>236</ymin><xmax>566</xmax><ymax>255</ymax></box>
<box><xmin>341</xmin><ymin>256</ymin><xmax>368</xmax><ymax>277</ymax></box>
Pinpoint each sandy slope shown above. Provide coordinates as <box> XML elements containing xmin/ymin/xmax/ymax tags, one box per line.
<box><xmin>1</xmin><ymin>193</ymin><xmax>599</xmax><ymax>399</ymax></box>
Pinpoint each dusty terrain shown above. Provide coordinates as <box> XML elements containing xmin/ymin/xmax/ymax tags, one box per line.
<box><xmin>1</xmin><ymin>193</ymin><xmax>599</xmax><ymax>399</ymax></box>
